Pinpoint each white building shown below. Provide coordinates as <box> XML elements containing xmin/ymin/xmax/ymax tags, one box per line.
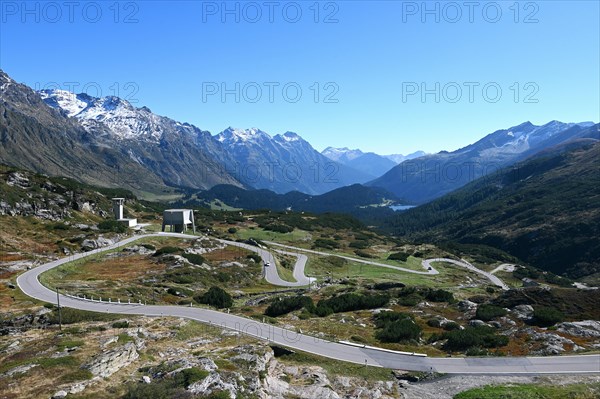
<box><xmin>162</xmin><ymin>209</ymin><xmax>196</xmax><ymax>233</ymax></box>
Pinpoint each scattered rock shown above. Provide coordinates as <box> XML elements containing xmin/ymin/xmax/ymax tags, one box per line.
<box><xmin>469</xmin><ymin>320</ymin><xmax>490</xmax><ymax>328</ymax></box>
<box><xmin>51</xmin><ymin>390</ymin><xmax>68</xmax><ymax>399</ymax></box>
<box><xmin>557</xmin><ymin>321</ymin><xmax>600</xmax><ymax>338</ymax></box>
<box><xmin>457</xmin><ymin>300</ymin><xmax>477</xmax><ymax>317</ymax></box>
<box><xmin>525</xmin><ymin>328</ymin><xmax>584</xmax><ymax>355</ymax></box>
<box><xmin>122</xmin><ymin>245</ymin><xmax>155</xmax><ymax>255</ymax></box>
<box><xmin>7</xmin><ymin>172</ymin><xmax>30</xmax><ymax>188</ymax></box>
<box><xmin>81</xmin><ymin>236</ymin><xmax>114</xmax><ymax>251</ymax></box>
<box><xmin>2</xmin><ymin>363</ymin><xmax>38</xmax><ymax>377</ymax></box>
<box><xmin>188</xmin><ymin>372</ymin><xmax>237</xmax><ymax>398</ymax></box>
<box><xmin>512</xmin><ymin>305</ymin><xmax>534</xmax><ymax>319</ymax></box>
<box><xmin>83</xmin><ymin>342</ymin><xmax>139</xmax><ymax>378</ymax></box>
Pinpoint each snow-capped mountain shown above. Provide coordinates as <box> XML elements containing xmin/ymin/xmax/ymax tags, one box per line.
<box><xmin>321</xmin><ymin>147</ymin><xmax>365</xmax><ymax>163</ymax></box>
<box><xmin>215</xmin><ymin>129</ymin><xmax>371</xmax><ymax>194</ymax></box>
<box><xmin>3</xmin><ymin>70</ymin><xmax>596</xmax><ymax>200</ymax></box>
<box><xmin>322</xmin><ymin>147</ymin><xmax>425</xmax><ymax>179</ymax></box>
<box><xmin>40</xmin><ymin>89</ymin><xmax>182</xmax><ymax>142</ymax></box>
<box><xmin>37</xmin><ymin>87</ymin><xmax>245</xmax><ymax>191</ymax></box>
<box><xmin>383</xmin><ymin>151</ymin><xmax>427</xmax><ymax>164</ymax></box>
<box><xmin>369</xmin><ymin>120</ymin><xmax>599</xmax><ymax>204</ymax></box>
<box><xmin>32</xmin><ymin>84</ymin><xmax>372</xmax><ymax>195</ymax></box>
<box><xmin>0</xmin><ymin>71</ymin><xmax>169</xmax><ymax>194</ymax></box>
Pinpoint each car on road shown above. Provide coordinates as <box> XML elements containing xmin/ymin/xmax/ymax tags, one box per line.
<box><xmin>264</xmin><ymin>262</ymin><xmax>270</xmax><ymax>267</ymax></box>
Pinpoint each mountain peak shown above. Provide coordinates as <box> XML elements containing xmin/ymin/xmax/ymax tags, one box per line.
<box><xmin>274</xmin><ymin>131</ymin><xmax>305</xmax><ymax>144</ymax></box>
<box><xmin>0</xmin><ymin>69</ymin><xmax>14</xmax><ymax>86</ymax></box>
<box><xmin>217</xmin><ymin>127</ymin><xmax>271</xmax><ymax>143</ymax></box>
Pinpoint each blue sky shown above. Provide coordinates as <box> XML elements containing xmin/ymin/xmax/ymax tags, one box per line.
<box><xmin>1</xmin><ymin>1</ymin><xmax>598</xmax><ymax>154</ymax></box>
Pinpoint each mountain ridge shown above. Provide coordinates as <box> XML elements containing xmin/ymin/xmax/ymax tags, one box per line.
<box><xmin>368</xmin><ymin>120</ymin><xmax>598</xmax><ymax>204</ymax></box>
<box><xmin>385</xmin><ymin>137</ymin><xmax>600</xmax><ymax>280</ymax></box>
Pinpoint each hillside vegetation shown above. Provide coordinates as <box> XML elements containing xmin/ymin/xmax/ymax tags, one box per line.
<box><xmin>386</xmin><ymin>142</ymin><xmax>600</xmax><ymax>280</ymax></box>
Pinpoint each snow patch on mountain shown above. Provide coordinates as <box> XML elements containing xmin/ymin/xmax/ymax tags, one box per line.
<box><xmin>322</xmin><ymin>147</ymin><xmax>364</xmax><ymax>162</ymax></box>
<box><xmin>216</xmin><ymin>127</ymin><xmax>271</xmax><ymax>144</ymax></box>
<box><xmin>39</xmin><ymin>89</ymin><xmax>165</xmax><ymax>141</ymax></box>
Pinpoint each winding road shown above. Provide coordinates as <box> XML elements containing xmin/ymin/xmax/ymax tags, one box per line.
<box><xmin>16</xmin><ymin>232</ymin><xmax>600</xmax><ymax>374</ymax></box>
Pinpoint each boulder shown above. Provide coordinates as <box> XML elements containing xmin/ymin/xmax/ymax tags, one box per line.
<box><xmin>469</xmin><ymin>320</ymin><xmax>490</xmax><ymax>328</ymax></box>
<box><xmin>188</xmin><ymin>372</ymin><xmax>237</xmax><ymax>398</ymax></box>
<box><xmin>51</xmin><ymin>390</ymin><xmax>68</xmax><ymax>399</ymax></box>
<box><xmin>83</xmin><ymin>342</ymin><xmax>138</xmax><ymax>378</ymax></box>
<box><xmin>512</xmin><ymin>304</ymin><xmax>534</xmax><ymax>319</ymax></box>
<box><xmin>526</xmin><ymin>328</ymin><xmax>584</xmax><ymax>355</ymax></box>
<box><xmin>457</xmin><ymin>300</ymin><xmax>477</xmax><ymax>315</ymax></box>
<box><xmin>557</xmin><ymin>321</ymin><xmax>600</xmax><ymax>338</ymax></box>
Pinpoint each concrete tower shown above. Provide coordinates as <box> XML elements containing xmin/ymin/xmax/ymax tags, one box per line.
<box><xmin>111</xmin><ymin>198</ymin><xmax>137</xmax><ymax>227</ymax></box>
<box><xmin>112</xmin><ymin>198</ymin><xmax>125</xmax><ymax>220</ymax></box>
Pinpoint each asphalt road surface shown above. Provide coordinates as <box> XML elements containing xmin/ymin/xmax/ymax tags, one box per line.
<box><xmin>16</xmin><ymin>233</ymin><xmax>599</xmax><ymax>374</ymax></box>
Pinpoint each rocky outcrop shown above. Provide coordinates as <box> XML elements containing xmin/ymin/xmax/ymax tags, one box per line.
<box><xmin>525</xmin><ymin>328</ymin><xmax>585</xmax><ymax>355</ymax></box>
<box><xmin>511</xmin><ymin>304</ymin><xmax>534</xmax><ymax>320</ymax></box>
<box><xmin>557</xmin><ymin>321</ymin><xmax>600</xmax><ymax>338</ymax></box>
<box><xmin>81</xmin><ymin>236</ymin><xmax>115</xmax><ymax>251</ymax></box>
<box><xmin>83</xmin><ymin>342</ymin><xmax>139</xmax><ymax>378</ymax></box>
<box><xmin>457</xmin><ymin>300</ymin><xmax>477</xmax><ymax>318</ymax></box>
<box><xmin>188</xmin><ymin>372</ymin><xmax>238</xmax><ymax>398</ymax></box>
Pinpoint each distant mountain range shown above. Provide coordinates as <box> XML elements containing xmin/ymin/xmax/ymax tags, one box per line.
<box><xmin>321</xmin><ymin>147</ymin><xmax>425</xmax><ymax>178</ymax></box>
<box><xmin>368</xmin><ymin>121</ymin><xmax>598</xmax><ymax>204</ymax></box>
<box><xmin>0</xmin><ymin>70</ymin><xmax>375</xmax><ymax>196</ymax></box>
<box><xmin>1</xmin><ymin>69</ymin><xmax>597</xmax><ymax>209</ymax></box>
<box><xmin>386</xmin><ymin>138</ymin><xmax>600</xmax><ymax>279</ymax></box>
<box><xmin>213</xmin><ymin>128</ymin><xmax>372</xmax><ymax>194</ymax></box>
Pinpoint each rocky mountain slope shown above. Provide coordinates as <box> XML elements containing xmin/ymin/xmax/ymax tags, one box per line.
<box><xmin>215</xmin><ymin>128</ymin><xmax>372</xmax><ymax>194</ymax></box>
<box><xmin>369</xmin><ymin>121</ymin><xmax>597</xmax><ymax>204</ymax></box>
<box><xmin>38</xmin><ymin>82</ymin><xmax>374</xmax><ymax>195</ymax></box>
<box><xmin>386</xmin><ymin>138</ymin><xmax>600</xmax><ymax>280</ymax></box>
<box><xmin>0</xmin><ymin>72</ymin><xmax>168</xmax><ymax>195</ymax></box>
<box><xmin>37</xmin><ymin>86</ymin><xmax>243</xmax><ymax>192</ymax></box>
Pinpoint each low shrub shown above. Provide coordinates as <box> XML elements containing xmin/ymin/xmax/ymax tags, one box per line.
<box><xmin>182</xmin><ymin>253</ymin><xmax>206</xmax><ymax>265</ymax></box>
<box><xmin>194</xmin><ymin>286</ymin><xmax>233</xmax><ymax>309</ymax></box>
<box><xmin>112</xmin><ymin>321</ymin><xmax>130</xmax><ymax>329</ymax></box>
<box><xmin>423</xmin><ymin>288</ymin><xmax>455</xmax><ymax>303</ymax></box>
<box><xmin>97</xmin><ymin>220</ymin><xmax>127</xmax><ymax>233</ymax></box>
<box><xmin>315</xmin><ymin>293</ymin><xmax>389</xmax><ymax>316</ymax></box>
<box><xmin>265</xmin><ymin>296</ymin><xmax>314</xmax><ymax>317</ymax></box>
<box><xmin>314</xmin><ymin>238</ymin><xmax>340</xmax><ymax>250</ymax></box>
<box><xmin>246</xmin><ymin>253</ymin><xmax>262</xmax><ymax>263</ymax></box>
<box><xmin>443</xmin><ymin>326</ymin><xmax>508</xmax><ymax>351</ymax></box>
<box><xmin>374</xmin><ymin>311</ymin><xmax>421</xmax><ymax>343</ymax></box>
<box><xmin>387</xmin><ymin>251</ymin><xmax>410</xmax><ymax>262</ymax></box>
<box><xmin>443</xmin><ymin>322</ymin><xmax>461</xmax><ymax>331</ymax></box>
<box><xmin>475</xmin><ymin>304</ymin><xmax>507</xmax><ymax>321</ymax></box>
<box><xmin>354</xmin><ymin>250</ymin><xmax>375</xmax><ymax>258</ymax></box>
<box><xmin>530</xmin><ymin>306</ymin><xmax>564</xmax><ymax>327</ymax></box>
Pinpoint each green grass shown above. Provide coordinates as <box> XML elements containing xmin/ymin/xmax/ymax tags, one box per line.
<box><xmin>57</xmin><ymin>339</ymin><xmax>85</xmax><ymax>351</ymax></box>
<box><xmin>234</xmin><ymin>227</ymin><xmax>311</xmax><ymax>243</ymax></box>
<box><xmin>0</xmin><ymin>356</ymin><xmax>79</xmax><ymax>374</ymax></box>
<box><xmin>272</xmin><ymin>255</ymin><xmax>297</xmax><ymax>283</ymax></box>
<box><xmin>117</xmin><ymin>333</ymin><xmax>134</xmax><ymax>344</ymax></box>
<box><xmin>59</xmin><ymin>368</ymin><xmax>94</xmax><ymax>383</ymax></box>
<box><xmin>454</xmin><ymin>383</ymin><xmax>600</xmax><ymax>399</ymax></box>
<box><xmin>175</xmin><ymin>320</ymin><xmax>222</xmax><ymax>341</ymax></box>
